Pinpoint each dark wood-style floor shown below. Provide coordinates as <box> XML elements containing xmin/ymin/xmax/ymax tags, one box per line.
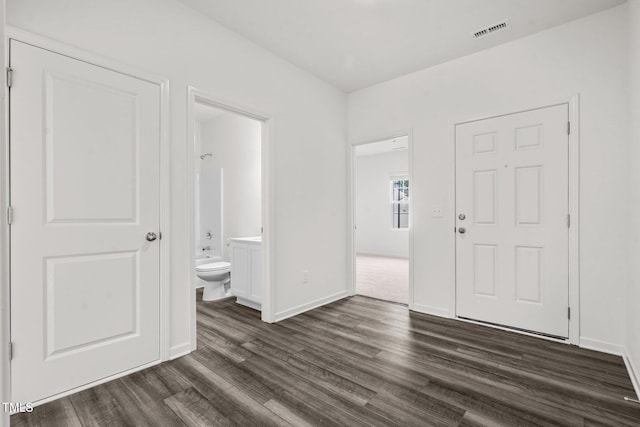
<box><xmin>13</xmin><ymin>292</ymin><xmax>640</xmax><ymax>426</ymax></box>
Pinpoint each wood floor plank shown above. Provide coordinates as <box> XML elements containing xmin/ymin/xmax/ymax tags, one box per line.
<box><xmin>67</xmin><ymin>383</ymin><xmax>133</xmax><ymax>427</ymax></box>
<box><xmin>242</xmin><ymin>339</ymin><xmax>378</xmax><ymax>405</ymax></box>
<box><xmin>12</xmin><ymin>293</ymin><xmax>640</xmax><ymax>426</ymax></box>
<box><xmin>264</xmin><ymin>399</ymin><xmax>316</xmax><ymax>427</ymax></box>
<box><xmin>164</xmin><ymin>387</ymin><xmax>231</xmax><ymax>426</ymax></box>
<box><xmin>10</xmin><ymin>398</ymin><xmax>82</xmax><ymax>427</ymax></box>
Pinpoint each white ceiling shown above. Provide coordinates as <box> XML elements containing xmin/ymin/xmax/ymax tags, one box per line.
<box><xmin>177</xmin><ymin>0</ymin><xmax>624</xmax><ymax>92</ymax></box>
<box><xmin>355</xmin><ymin>136</ymin><xmax>408</xmax><ymax>157</ymax></box>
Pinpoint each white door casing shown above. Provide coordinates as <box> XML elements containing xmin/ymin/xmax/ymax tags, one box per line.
<box><xmin>455</xmin><ymin>104</ymin><xmax>569</xmax><ymax>338</ymax></box>
<box><xmin>10</xmin><ymin>40</ymin><xmax>161</xmax><ymax>403</ymax></box>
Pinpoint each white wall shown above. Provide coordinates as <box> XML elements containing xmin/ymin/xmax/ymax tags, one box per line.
<box><xmin>201</xmin><ymin>113</ymin><xmax>262</xmax><ymax>261</ymax></box>
<box><xmin>627</xmin><ymin>0</ymin><xmax>640</xmax><ymax>394</ymax></box>
<box><xmin>348</xmin><ymin>5</ymin><xmax>629</xmax><ymax>347</ymax></box>
<box><xmin>355</xmin><ymin>150</ymin><xmax>409</xmax><ymax>258</ymax></box>
<box><xmin>7</xmin><ymin>0</ymin><xmax>347</xmax><ymax>352</ymax></box>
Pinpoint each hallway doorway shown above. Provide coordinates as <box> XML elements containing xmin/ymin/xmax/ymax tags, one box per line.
<box><xmin>352</xmin><ymin>136</ymin><xmax>411</xmax><ymax>305</ymax></box>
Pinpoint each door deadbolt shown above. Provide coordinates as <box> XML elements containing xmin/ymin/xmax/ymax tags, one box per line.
<box><xmin>458</xmin><ymin>213</ymin><xmax>466</xmax><ymax>220</ymax></box>
<box><xmin>146</xmin><ymin>232</ymin><xmax>158</xmax><ymax>242</ymax></box>
<box><xmin>458</xmin><ymin>227</ymin><xmax>466</xmax><ymax>234</ymax></box>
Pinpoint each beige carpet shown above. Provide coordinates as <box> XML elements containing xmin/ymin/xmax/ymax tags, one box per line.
<box><xmin>356</xmin><ymin>254</ymin><xmax>409</xmax><ymax>305</ymax></box>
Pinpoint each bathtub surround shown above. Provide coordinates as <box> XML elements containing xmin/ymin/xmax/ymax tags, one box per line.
<box><xmin>200</xmin><ymin>112</ymin><xmax>262</xmax><ymax>261</ymax></box>
<box><xmin>195</xmin><ymin>169</ymin><xmax>223</xmax><ymax>259</ymax></box>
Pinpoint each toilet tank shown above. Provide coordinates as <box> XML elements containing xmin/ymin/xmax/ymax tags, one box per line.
<box><xmin>195</xmin><ymin>255</ymin><xmax>222</xmax><ymax>267</ymax></box>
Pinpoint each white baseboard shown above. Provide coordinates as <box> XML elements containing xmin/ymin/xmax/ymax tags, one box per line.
<box><xmin>578</xmin><ymin>337</ymin><xmax>640</xmax><ymax>398</ymax></box>
<box><xmin>274</xmin><ymin>290</ymin><xmax>349</xmax><ymax>322</ymax></box>
<box><xmin>623</xmin><ymin>348</ymin><xmax>640</xmax><ymax>400</ymax></box>
<box><xmin>169</xmin><ymin>342</ymin><xmax>192</xmax><ymax>360</ymax></box>
<box><xmin>579</xmin><ymin>337</ymin><xmax>625</xmax><ymax>355</ymax></box>
<box><xmin>356</xmin><ymin>252</ymin><xmax>409</xmax><ymax>259</ymax></box>
<box><xmin>411</xmin><ymin>303</ymin><xmax>451</xmax><ymax>318</ymax></box>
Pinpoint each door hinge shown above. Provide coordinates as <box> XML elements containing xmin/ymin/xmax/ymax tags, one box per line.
<box><xmin>8</xmin><ymin>342</ymin><xmax>13</xmax><ymax>361</ymax></box>
<box><xmin>6</xmin><ymin>67</ymin><xmax>12</xmax><ymax>88</ymax></box>
<box><xmin>567</xmin><ymin>121</ymin><xmax>571</xmax><ymax>135</ymax></box>
<box><xmin>568</xmin><ymin>307</ymin><xmax>571</xmax><ymax>320</ymax></box>
<box><xmin>567</xmin><ymin>214</ymin><xmax>570</xmax><ymax>228</ymax></box>
<box><xmin>7</xmin><ymin>206</ymin><xmax>13</xmax><ymax>225</ymax></box>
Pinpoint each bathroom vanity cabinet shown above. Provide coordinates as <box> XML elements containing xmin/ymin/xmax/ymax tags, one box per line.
<box><xmin>229</xmin><ymin>237</ymin><xmax>262</xmax><ymax>311</ymax></box>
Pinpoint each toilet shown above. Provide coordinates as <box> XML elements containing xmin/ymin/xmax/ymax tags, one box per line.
<box><xmin>196</xmin><ymin>257</ymin><xmax>231</xmax><ymax>301</ymax></box>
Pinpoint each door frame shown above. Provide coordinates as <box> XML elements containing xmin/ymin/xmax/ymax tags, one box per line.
<box><xmin>186</xmin><ymin>87</ymin><xmax>275</xmax><ymax>352</ymax></box>
<box><xmin>347</xmin><ymin>130</ymin><xmax>415</xmax><ymax>308</ymax></box>
<box><xmin>450</xmin><ymin>95</ymin><xmax>580</xmax><ymax>345</ymax></box>
<box><xmin>2</xmin><ymin>27</ymin><xmax>172</xmax><ymax>405</ymax></box>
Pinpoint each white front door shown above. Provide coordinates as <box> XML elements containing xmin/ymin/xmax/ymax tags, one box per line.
<box><xmin>10</xmin><ymin>41</ymin><xmax>161</xmax><ymax>403</ymax></box>
<box><xmin>455</xmin><ymin>105</ymin><xmax>569</xmax><ymax>338</ymax></box>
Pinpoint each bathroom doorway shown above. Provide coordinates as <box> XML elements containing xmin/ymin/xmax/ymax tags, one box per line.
<box><xmin>351</xmin><ymin>136</ymin><xmax>412</xmax><ymax>305</ymax></box>
<box><xmin>187</xmin><ymin>88</ymin><xmax>273</xmax><ymax>352</ymax></box>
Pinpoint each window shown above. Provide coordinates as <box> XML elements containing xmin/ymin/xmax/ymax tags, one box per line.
<box><xmin>391</xmin><ymin>176</ymin><xmax>409</xmax><ymax>229</ymax></box>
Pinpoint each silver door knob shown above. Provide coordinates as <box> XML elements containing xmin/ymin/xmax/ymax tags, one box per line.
<box><xmin>458</xmin><ymin>227</ymin><xmax>466</xmax><ymax>234</ymax></box>
<box><xmin>146</xmin><ymin>232</ymin><xmax>158</xmax><ymax>242</ymax></box>
<box><xmin>458</xmin><ymin>213</ymin><xmax>466</xmax><ymax>220</ymax></box>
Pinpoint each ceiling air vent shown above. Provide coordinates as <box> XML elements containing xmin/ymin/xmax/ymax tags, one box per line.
<box><xmin>473</xmin><ymin>20</ymin><xmax>509</xmax><ymax>39</ymax></box>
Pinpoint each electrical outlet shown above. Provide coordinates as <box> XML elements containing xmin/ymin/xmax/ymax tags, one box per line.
<box><xmin>303</xmin><ymin>270</ymin><xmax>309</xmax><ymax>284</ymax></box>
<box><xmin>432</xmin><ymin>207</ymin><xmax>444</xmax><ymax>218</ymax></box>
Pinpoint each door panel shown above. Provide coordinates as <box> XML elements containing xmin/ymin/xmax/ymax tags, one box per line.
<box><xmin>44</xmin><ymin>71</ymin><xmax>139</xmax><ymax>223</ymax></box>
<box><xmin>455</xmin><ymin>105</ymin><xmax>569</xmax><ymax>338</ymax></box>
<box><xmin>10</xmin><ymin>40</ymin><xmax>161</xmax><ymax>403</ymax></box>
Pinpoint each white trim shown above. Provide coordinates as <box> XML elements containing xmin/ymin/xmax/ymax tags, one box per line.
<box><xmin>1</xmin><ymin>8</ymin><xmax>9</xmax><ymax>427</ymax></box>
<box><xmin>407</xmin><ymin>128</ymin><xmax>415</xmax><ymax>310</ymax></box>
<box><xmin>158</xmin><ymin>81</ymin><xmax>172</xmax><ymax>363</ymax></box>
<box><xmin>4</xmin><ymin>29</ymin><xmax>172</xmax><ymax>409</ymax></box>
<box><xmin>169</xmin><ymin>342</ymin><xmax>192</xmax><ymax>360</ymax></box>
<box><xmin>449</xmin><ymin>119</ymin><xmax>457</xmax><ymax>317</ymax></box>
<box><xmin>579</xmin><ymin>337</ymin><xmax>626</xmax><ymax>356</ymax></box>
<box><xmin>623</xmin><ymin>348</ymin><xmax>640</xmax><ymax>400</ymax></box>
<box><xmin>347</xmin><ymin>131</ymin><xmax>414</xmax><ymax>306</ymax></box>
<box><xmin>274</xmin><ymin>290</ymin><xmax>349</xmax><ymax>322</ymax></box>
<box><xmin>454</xmin><ymin>99</ymin><xmax>576</xmax><ymax>127</ymax></box>
<box><xmin>187</xmin><ymin>90</ymin><xmax>197</xmax><ymax>351</ymax></box>
<box><xmin>567</xmin><ymin>95</ymin><xmax>580</xmax><ymax>345</ymax></box>
<box><xmin>24</xmin><ymin>360</ymin><xmax>161</xmax><ymax>411</ymax></box>
<box><xmin>186</xmin><ymin>87</ymin><xmax>275</xmax><ymax>353</ymax></box>
<box><xmin>346</xmin><ymin>143</ymin><xmax>355</xmax><ymax>296</ymax></box>
<box><xmin>6</xmin><ymin>27</ymin><xmax>167</xmax><ymax>85</ymax></box>
<box><xmin>451</xmin><ymin>96</ymin><xmax>581</xmax><ymax>344</ymax></box>
<box><xmin>412</xmin><ymin>303</ymin><xmax>451</xmax><ymax>318</ymax></box>
<box><xmin>575</xmin><ymin>339</ymin><xmax>639</xmax><ymax>400</ymax></box>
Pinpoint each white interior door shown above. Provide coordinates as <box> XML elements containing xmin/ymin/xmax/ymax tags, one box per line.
<box><xmin>10</xmin><ymin>40</ymin><xmax>161</xmax><ymax>403</ymax></box>
<box><xmin>455</xmin><ymin>105</ymin><xmax>569</xmax><ymax>338</ymax></box>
